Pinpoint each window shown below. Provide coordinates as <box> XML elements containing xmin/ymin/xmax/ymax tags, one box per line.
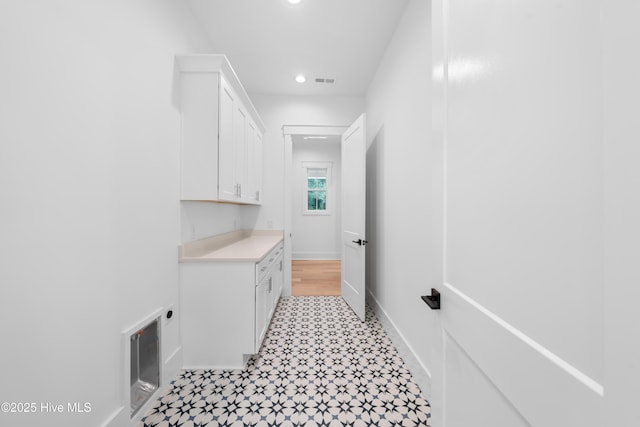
<box><xmin>302</xmin><ymin>162</ymin><xmax>332</xmax><ymax>215</ymax></box>
<box><xmin>307</xmin><ymin>168</ymin><xmax>327</xmax><ymax>211</ymax></box>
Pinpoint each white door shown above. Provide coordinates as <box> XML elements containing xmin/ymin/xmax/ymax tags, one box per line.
<box><xmin>430</xmin><ymin>0</ymin><xmax>604</xmax><ymax>426</ymax></box>
<box><xmin>603</xmin><ymin>2</ymin><xmax>640</xmax><ymax>425</ymax></box>
<box><xmin>341</xmin><ymin>114</ymin><xmax>366</xmax><ymax>321</ymax></box>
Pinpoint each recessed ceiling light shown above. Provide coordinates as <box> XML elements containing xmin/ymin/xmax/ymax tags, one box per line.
<box><xmin>303</xmin><ymin>136</ymin><xmax>328</xmax><ymax>140</ymax></box>
<box><xmin>295</xmin><ymin>74</ymin><xmax>307</xmax><ymax>83</ymax></box>
<box><xmin>288</xmin><ymin>0</ymin><xmax>302</xmax><ymax>4</ymax></box>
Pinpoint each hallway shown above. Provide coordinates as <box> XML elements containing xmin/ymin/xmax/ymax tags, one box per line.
<box><xmin>138</xmin><ymin>297</ymin><xmax>430</xmax><ymax>426</ymax></box>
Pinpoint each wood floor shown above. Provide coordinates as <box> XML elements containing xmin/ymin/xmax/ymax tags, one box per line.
<box><xmin>291</xmin><ymin>260</ymin><xmax>341</xmax><ymax>296</ymax></box>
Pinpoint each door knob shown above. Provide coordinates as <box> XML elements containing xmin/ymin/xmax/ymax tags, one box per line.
<box><xmin>351</xmin><ymin>239</ymin><xmax>369</xmax><ymax>246</ymax></box>
<box><xmin>421</xmin><ymin>288</ymin><xmax>441</xmax><ymax>310</ymax></box>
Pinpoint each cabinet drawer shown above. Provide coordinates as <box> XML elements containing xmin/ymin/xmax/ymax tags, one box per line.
<box><xmin>255</xmin><ymin>242</ymin><xmax>284</xmax><ymax>283</ymax></box>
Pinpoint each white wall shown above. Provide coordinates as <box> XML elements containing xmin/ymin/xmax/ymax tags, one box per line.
<box><xmin>241</xmin><ymin>95</ymin><xmax>364</xmax><ymax>231</ymax></box>
<box><xmin>181</xmin><ymin>202</ymin><xmax>242</xmax><ymax>243</ymax></box>
<box><xmin>0</xmin><ymin>2</ymin><xmax>212</xmax><ymax>426</ymax></box>
<box><xmin>364</xmin><ymin>0</ymin><xmax>434</xmax><ymax>388</ymax></box>
<box><xmin>292</xmin><ymin>139</ymin><xmax>342</xmax><ymax>260</ymax></box>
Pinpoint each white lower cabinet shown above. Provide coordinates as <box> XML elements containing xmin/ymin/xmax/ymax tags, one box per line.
<box><xmin>180</xmin><ymin>241</ymin><xmax>283</xmax><ymax>369</ymax></box>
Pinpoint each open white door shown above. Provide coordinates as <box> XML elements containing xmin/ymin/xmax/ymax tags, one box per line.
<box><xmin>341</xmin><ymin>114</ymin><xmax>366</xmax><ymax>321</ymax></box>
<box><xmin>429</xmin><ymin>1</ymin><xmax>604</xmax><ymax>426</ymax></box>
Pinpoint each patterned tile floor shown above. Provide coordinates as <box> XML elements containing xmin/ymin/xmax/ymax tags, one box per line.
<box><xmin>139</xmin><ymin>296</ymin><xmax>431</xmax><ymax>426</ymax></box>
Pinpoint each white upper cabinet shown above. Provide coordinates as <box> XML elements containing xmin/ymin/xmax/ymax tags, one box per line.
<box><xmin>176</xmin><ymin>55</ymin><xmax>265</xmax><ymax>204</ymax></box>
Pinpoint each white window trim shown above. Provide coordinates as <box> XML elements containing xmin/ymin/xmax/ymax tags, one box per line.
<box><xmin>302</xmin><ymin>161</ymin><xmax>333</xmax><ymax>216</ymax></box>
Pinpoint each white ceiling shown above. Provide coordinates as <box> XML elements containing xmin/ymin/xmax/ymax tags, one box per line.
<box><xmin>186</xmin><ymin>0</ymin><xmax>410</xmax><ymax>96</ymax></box>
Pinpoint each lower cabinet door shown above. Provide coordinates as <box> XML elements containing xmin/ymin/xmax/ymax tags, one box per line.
<box><xmin>256</xmin><ymin>273</ymin><xmax>275</xmax><ymax>352</ymax></box>
<box><xmin>273</xmin><ymin>255</ymin><xmax>284</xmax><ymax>308</ymax></box>
<box><xmin>255</xmin><ymin>277</ymin><xmax>268</xmax><ymax>352</ymax></box>
<box><xmin>255</xmin><ymin>253</ymin><xmax>284</xmax><ymax>353</ymax></box>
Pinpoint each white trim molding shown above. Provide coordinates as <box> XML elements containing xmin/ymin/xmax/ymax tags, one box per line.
<box><xmin>443</xmin><ymin>282</ymin><xmax>603</xmax><ymax>396</ymax></box>
<box><xmin>292</xmin><ymin>251</ymin><xmax>340</xmax><ymax>260</ymax></box>
<box><xmin>440</xmin><ymin>281</ymin><xmax>603</xmax><ymax>426</ymax></box>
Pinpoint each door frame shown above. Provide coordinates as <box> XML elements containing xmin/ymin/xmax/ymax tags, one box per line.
<box><xmin>282</xmin><ymin>125</ymin><xmax>349</xmax><ymax>296</ymax></box>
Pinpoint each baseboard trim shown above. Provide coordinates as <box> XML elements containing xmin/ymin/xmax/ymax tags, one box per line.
<box><xmin>101</xmin><ymin>406</ymin><xmax>125</xmax><ymax>427</ymax></box>
<box><xmin>182</xmin><ymin>363</ymin><xmax>245</xmax><ymax>370</ymax></box>
<box><xmin>292</xmin><ymin>252</ymin><xmax>340</xmax><ymax>260</ymax></box>
<box><xmin>163</xmin><ymin>346</ymin><xmax>182</xmax><ymax>386</ymax></box>
<box><xmin>366</xmin><ymin>290</ymin><xmax>431</xmax><ymax>398</ymax></box>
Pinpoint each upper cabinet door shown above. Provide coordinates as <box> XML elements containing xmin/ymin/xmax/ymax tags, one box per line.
<box><xmin>218</xmin><ymin>76</ymin><xmax>236</xmax><ymax>202</ymax></box>
<box><xmin>246</xmin><ymin>121</ymin><xmax>263</xmax><ymax>204</ymax></box>
<box><xmin>179</xmin><ymin>72</ymin><xmax>220</xmax><ymax>201</ymax></box>
<box><xmin>254</xmin><ymin>132</ymin><xmax>263</xmax><ymax>204</ymax></box>
<box><xmin>233</xmin><ymin>104</ymin><xmax>248</xmax><ymax>202</ymax></box>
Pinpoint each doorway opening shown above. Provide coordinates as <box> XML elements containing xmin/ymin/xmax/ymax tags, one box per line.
<box><xmin>290</xmin><ymin>133</ymin><xmax>342</xmax><ymax>296</ymax></box>
<box><xmin>283</xmin><ymin>116</ymin><xmax>366</xmax><ymax>321</ymax></box>
<box><xmin>283</xmin><ymin>125</ymin><xmax>348</xmax><ymax>298</ymax></box>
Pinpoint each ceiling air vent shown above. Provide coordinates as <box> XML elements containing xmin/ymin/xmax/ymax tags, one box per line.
<box><xmin>315</xmin><ymin>78</ymin><xmax>335</xmax><ymax>84</ymax></box>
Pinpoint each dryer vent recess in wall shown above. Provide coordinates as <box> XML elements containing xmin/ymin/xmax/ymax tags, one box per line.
<box><xmin>315</xmin><ymin>78</ymin><xmax>335</xmax><ymax>84</ymax></box>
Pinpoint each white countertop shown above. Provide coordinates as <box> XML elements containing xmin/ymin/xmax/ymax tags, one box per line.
<box><xmin>179</xmin><ymin>230</ymin><xmax>284</xmax><ymax>263</ymax></box>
